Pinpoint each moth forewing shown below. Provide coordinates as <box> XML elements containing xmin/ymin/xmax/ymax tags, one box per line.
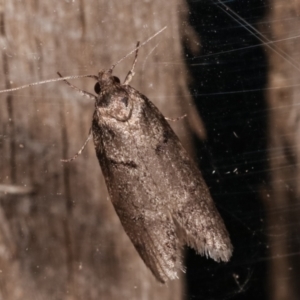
<box><xmin>0</xmin><ymin>27</ymin><xmax>232</xmax><ymax>282</ymax></box>
<box><xmin>91</xmin><ymin>72</ymin><xmax>232</xmax><ymax>282</ymax></box>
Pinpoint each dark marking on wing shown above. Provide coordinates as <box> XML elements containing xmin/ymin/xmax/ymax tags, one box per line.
<box><xmin>155</xmin><ymin>129</ymin><xmax>171</xmax><ymax>154</ymax></box>
<box><xmin>108</xmin><ymin>158</ymin><xmax>138</xmax><ymax>169</ymax></box>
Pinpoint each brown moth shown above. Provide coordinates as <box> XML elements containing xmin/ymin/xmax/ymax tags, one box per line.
<box><xmin>58</xmin><ymin>44</ymin><xmax>232</xmax><ymax>283</ymax></box>
<box><xmin>0</xmin><ymin>28</ymin><xmax>232</xmax><ymax>283</ymax></box>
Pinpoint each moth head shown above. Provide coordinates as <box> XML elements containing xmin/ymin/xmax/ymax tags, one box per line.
<box><xmin>94</xmin><ymin>70</ymin><xmax>133</xmax><ymax>122</ymax></box>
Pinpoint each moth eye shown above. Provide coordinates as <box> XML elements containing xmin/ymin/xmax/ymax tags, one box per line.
<box><xmin>113</xmin><ymin>76</ymin><xmax>121</xmax><ymax>84</ymax></box>
<box><xmin>94</xmin><ymin>82</ymin><xmax>101</xmax><ymax>94</ymax></box>
<box><xmin>121</xmin><ymin>96</ymin><xmax>128</xmax><ymax>107</ymax></box>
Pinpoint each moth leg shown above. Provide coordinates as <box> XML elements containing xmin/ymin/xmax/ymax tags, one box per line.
<box><xmin>61</xmin><ymin>130</ymin><xmax>93</xmax><ymax>163</ymax></box>
<box><xmin>57</xmin><ymin>72</ymin><xmax>97</xmax><ymax>100</ymax></box>
<box><xmin>165</xmin><ymin>114</ymin><xmax>187</xmax><ymax>122</ymax></box>
<box><xmin>123</xmin><ymin>42</ymin><xmax>140</xmax><ymax>85</ymax></box>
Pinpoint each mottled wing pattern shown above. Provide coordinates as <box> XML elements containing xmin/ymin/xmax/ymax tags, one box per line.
<box><xmin>130</xmin><ymin>87</ymin><xmax>233</xmax><ymax>262</ymax></box>
<box><xmin>93</xmin><ymin>120</ymin><xmax>182</xmax><ymax>282</ymax></box>
<box><xmin>114</xmin><ymin>207</ymin><xmax>181</xmax><ymax>283</ymax></box>
<box><xmin>93</xmin><ymin>84</ymin><xmax>232</xmax><ymax>282</ymax></box>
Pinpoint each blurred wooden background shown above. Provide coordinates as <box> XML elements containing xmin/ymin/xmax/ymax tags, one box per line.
<box><xmin>1</xmin><ymin>1</ymin><xmax>300</xmax><ymax>299</ymax></box>
<box><xmin>265</xmin><ymin>1</ymin><xmax>300</xmax><ymax>299</ymax></box>
<box><xmin>0</xmin><ymin>1</ymin><xmax>196</xmax><ymax>299</ymax></box>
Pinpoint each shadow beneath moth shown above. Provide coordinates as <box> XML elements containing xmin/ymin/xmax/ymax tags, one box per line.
<box><xmin>2</xmin><ymin>28</ymin><xmax>233</xmax><ymax>283</ymax></box>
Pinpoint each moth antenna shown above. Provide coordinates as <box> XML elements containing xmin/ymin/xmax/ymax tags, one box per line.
<box><xmin>165</xmin><ymin>114</ymin><xmax>187</xmax><ymax>122</ymax></box>
<box><xmin>57</xmin><ymin>72</ymin><xmax>97</xmax><ymax>100</ymax></box>
<box><xmin>61</xmin><ymin>130</ymin><xmax>93</xmax><ymax>163</ymax></box>
<box><xmin>110</xmin><ymin>26</ymin><xmax>167</xmax><ymax>72</ymax></box>
<box><xmin>123</xmin><ymin>41</ymin><xmax>140</xmax><ymax>85</ymax></box>
<box><xmin>0</xmin><ymin>74</ymin><xmax>96</xmax><ymax>94</ymax></box>
<box><xmin>142</xmin><ymin>43</ymin><xmax>159</xmax><ymax>73</ymax></box>
<box><xmin>0</xmin><ymin>27</ymin><xmax>166</xmax><ymax>94</ymax></box>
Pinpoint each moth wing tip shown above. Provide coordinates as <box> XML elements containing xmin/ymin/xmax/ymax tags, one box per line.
<box><xmin>208</xmin><ymin>245</ymin><xmax>233</xmax><ymax>263</ymax></box>
<box><xmin>182</xmin><ymin>232</ymin><xmax>233</xmax><ymax>263</ymax></box>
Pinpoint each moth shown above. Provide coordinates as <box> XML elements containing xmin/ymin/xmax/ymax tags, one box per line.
<box><xmin>1</xmin><ymin>28</ymin><xmax>232</xmax><ymax>283</ymax></box>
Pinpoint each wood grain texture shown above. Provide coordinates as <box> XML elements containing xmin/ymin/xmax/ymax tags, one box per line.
<box><xmin>0</xmin><ymin>0</ymin><xmax>197</xmax><ymax>299</ymax></box>
<box><xmin>264</xmin><ymin>1</ymin><xmax>300</xmax><ymax>299</ymax></box>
